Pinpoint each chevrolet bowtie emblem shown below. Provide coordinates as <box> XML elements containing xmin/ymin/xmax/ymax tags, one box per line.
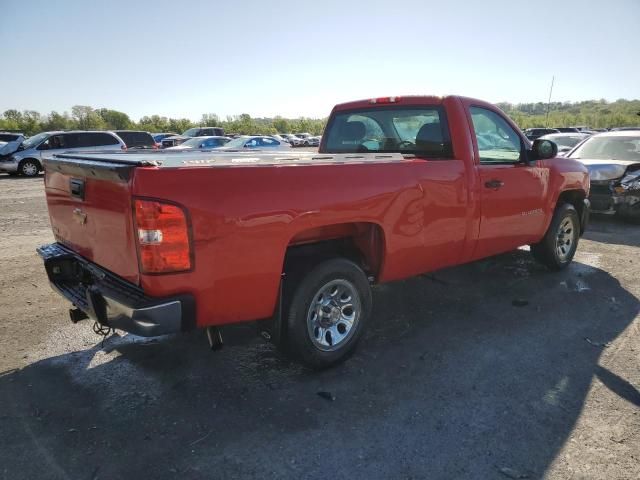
<box><xmin>73</xmin><ymin>208</ymin><xmax>87</xmax><ymax>225</ymax></box>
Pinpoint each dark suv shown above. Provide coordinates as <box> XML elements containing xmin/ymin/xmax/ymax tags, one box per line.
<box><xmin>113</xmin><ymin>130</ymin><xmax>157</xmax><ymax>149</ymax></box>
<box><xmin>161</xmin><ymin>127</ymin><xmax>225</xmax><ymax>148</ymax></box>
<box><xmin>524</xmin><ymin>128</ymin><xmax>561</xmax><ymax>141</ymax></box>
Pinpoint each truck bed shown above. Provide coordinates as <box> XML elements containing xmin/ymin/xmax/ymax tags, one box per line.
<box><xmin>50</xmin><ymin>150</ymin><xmax>408</xmax><ymax>169</ymax></box>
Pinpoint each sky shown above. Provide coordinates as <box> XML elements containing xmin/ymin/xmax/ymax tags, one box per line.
<box><xmin>1</xmin><ymin>0</ymin><xmax>639</xmax><ymax>121</ymax></box>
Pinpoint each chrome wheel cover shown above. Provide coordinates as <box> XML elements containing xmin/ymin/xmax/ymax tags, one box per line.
<box><xmin>22</xmin><ymin>162</ymin><xmax>37</xmax><ymax>176</ymax></box>
<box><xmin>306</xmin><ymin>279</ymin><xmax>361</xmax><ymax>352</ymax></box>
<box><xmin>555</xmin><ymin>216</ymin><xmax>576</xmax><ymax>262</ymax></box>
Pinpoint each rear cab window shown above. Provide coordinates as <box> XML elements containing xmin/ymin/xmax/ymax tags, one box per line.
<box><xmin>324</xmin><ymin>106</ymin><xmax>452</xmax><ymax>158</ymax></box>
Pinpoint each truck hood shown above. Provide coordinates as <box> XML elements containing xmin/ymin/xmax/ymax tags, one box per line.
<box><xmin>578</xmin><ymin>159</ymin><xmax>640</xmax><ymax>181</ymax></box>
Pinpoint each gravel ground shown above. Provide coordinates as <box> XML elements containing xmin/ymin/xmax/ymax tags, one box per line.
<box><xmin>0</xmin><ymin>174</ymin><xmax>638</xmax><ymax>480</ymax></box>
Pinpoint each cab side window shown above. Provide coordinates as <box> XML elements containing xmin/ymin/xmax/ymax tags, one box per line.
<box><xmin>470</xmin><ymin>107</ymin><xmax>522</xmax><ymax>164</ymax></box>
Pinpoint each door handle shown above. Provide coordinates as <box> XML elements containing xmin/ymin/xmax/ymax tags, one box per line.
<box><xmin>484</xmin><ymin>179</ymin><xmax>504</xmax><ymax>189</ymax></box>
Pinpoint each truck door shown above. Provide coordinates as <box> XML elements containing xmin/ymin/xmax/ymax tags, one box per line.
<box><xmin>468</xmin><ymin>106</ymin><xmax>548</xmax><ymax>260</ymax></box>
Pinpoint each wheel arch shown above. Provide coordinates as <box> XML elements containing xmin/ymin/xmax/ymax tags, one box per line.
<box><xmin>18</xmin><ymin>157</ymin><xmax>42</xmax><ymax>172</ymax></box>
<box><xmin>282</xmin><ymin>221</ymin><xmax>387</xmax><ymax>280</ymax></box>
<box><xmin>555</xmin><ymin>189</ymin><xmax>588</xmax><ymax>234</ymax></box>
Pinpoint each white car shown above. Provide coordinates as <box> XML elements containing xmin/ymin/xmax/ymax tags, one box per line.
<box><xmin>302</xmin><ymin>136</ymin><xmax>321</xmax><ymax>147</ymax></box>
<box><xmin>539</xmin><ymin>132</ymin><xmax>590</xmax><ymax>156</ymax></box>
<box><xmin>282</xmin><ymin>134</ymin><xmax>303</xmax><ymax>146</ymax></box>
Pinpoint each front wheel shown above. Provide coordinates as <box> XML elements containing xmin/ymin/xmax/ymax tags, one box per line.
<box><xmin>286</xmin><ymin>258</ymin><xmax>372</xmax><ymax>369</ymax></box>
<box><xmin>531</xmin><ymin>203</ymin><xmax>580</xmax><ymax>270</ymax></box>
<box><xmin>19</xmin><ymin>159</ymin><xmax>40</xmax><ymax>177</ymax></box>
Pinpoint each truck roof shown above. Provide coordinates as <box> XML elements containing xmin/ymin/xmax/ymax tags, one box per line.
<box><xmin>331</xmin><ymin>95</ymin><xmax>499</xmax><ymax>112</ymax></box>
<box><xmin>332</xmin><ymin>95</ymin><xmax>447</xmax><ymax>112</ymax></box>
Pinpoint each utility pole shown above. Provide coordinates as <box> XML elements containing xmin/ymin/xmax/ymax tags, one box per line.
<box><xmin>545</xmin><ymin>76</ymin><xmax>555</xmax><ymax>127</ymax></box>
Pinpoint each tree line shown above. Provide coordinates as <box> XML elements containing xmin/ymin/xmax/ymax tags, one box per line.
<box><xmin>0</xmin><ymin>106</ymin><xmax>327</xmax><ymax>137</ymax></box>
<box><xmin>1</xmin><ymin>99</ymin><xmax>638</xmax><ymax>137</ymax></box>
<box><xmin>496</xmin><ymin>99</ymin><xmax>640</xmax><ymax>129</ymax></box>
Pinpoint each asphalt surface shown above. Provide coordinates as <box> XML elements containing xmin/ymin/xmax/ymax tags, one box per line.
<box><xmin>0</xmin><ymin>173</ymin><xmax>639</xmax><ymax>480</ymax></box>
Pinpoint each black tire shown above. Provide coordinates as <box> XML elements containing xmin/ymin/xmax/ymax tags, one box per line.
<box><xmin>19</xmin><ymin>159</ymin><xmax>40</xmax><ymax>177</ymax></box>
<box><xmin>530</xmin><ymin>203</ymin><xmax>580</xmax><ymax>270</ymax></box>
<box><xmin>286</xmin><ymin>258</ymin><xmax>372</xmax><ymax>369</ymax></box>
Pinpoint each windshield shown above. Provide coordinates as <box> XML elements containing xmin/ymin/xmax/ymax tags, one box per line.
<box><xmin>223</xmin><ymin>137</ymin><xmax>249</xmax><ymax>148</ymax></box>
<box><xmin>568</xmin><ymin>135</ymin><xmax>640</xmax><ymax>161</ymax></box>
<box><xmin>324</xmin><ymin>106</ymin><xmax>451</xmax><ymax>156</ymax></box>
<box><xmin>542</xmin><ymin>135</ymin><xmax>586</xmax><ymax>148</ymax></box>
<box><xmin>21</xmin><ymin>132</ymin><xmax>49</xmax><ymax>149</ymax></box>
<box><xmin>181</xmin><ymin>128</ymin><xmax>199</xmax><ymax>137</ymax></box>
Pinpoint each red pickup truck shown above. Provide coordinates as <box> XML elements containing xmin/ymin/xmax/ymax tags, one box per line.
<box><xmin>38</xmin><ymin>95</ymin><xmax>590</xmax><ymax>367</ymax></box>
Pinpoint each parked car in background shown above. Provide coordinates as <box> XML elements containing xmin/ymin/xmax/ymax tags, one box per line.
<box><xmin>152</xmin><ymin>133</ymin><xmax>177</xmax><ymax>144</ymax></box>
<box><xmin>303</xmin><ymin>136</ymin><xmax>321</xmax><ymax>147</ymax></box>
<box><xmin>554</xmin><ymin>127</ymin><xmax>581</xmax><ymax>133</ymax></box>
<box><xmin>270</xmin><ymin>134</ymin><xmax>290</xmax><ymax>144</ymax></box>
<box><xmin>219</xmin><ymin>135</ymin><xmax>291</xmax><ymax>150</ymax></box>
<box><xmin>36</xmin><ymin>94</ymin><xmax>589</xmax><ymax>368</ymax></box>
<box><xmin>566</xmin><ymin>131</ymin><xmax>640</xmax><ymax>222</ymax></box>
<box><xmin>611</xmin><ymin>127</ymin><xmax>640</xmax><ymax>131</ymax></box>
<box><xmin>166</xmin><ymin>136</ymin><xmax>230</xmax><ymax>150</ymax></box>
<box><xmin>539</xmin><ymin>132</ymin><xmax>590</xmax><ymax>156</ymax></box>
<box><xmin>161</xmin><ymin>127</ymin><xmax>225</xmax><ymax>148</ymax></box>
<box><xmin>0</xmin><ymin>132</ymin><xmax>25</xmax><ymax>158</ymax></box>
<box><xmin>0</xmin><ymin>132</ymin><xmax>24</xmax><ymax>143</ymax></box>
<box><xmin>113</xmin><ymin>130</ymin><xmax>157</xmax><ymax>149</ymax></box>
<box><xmin>0</xmin><ymin>131</ymin><xmax>126</xmax><ymax>176</ymax></box>
<box><xmin>280</xmin><ymin>134</ymin><xmax>301</xmax><ymax>146</ymax></box>
<box><xmin>524</xmin><ymin>128</ymin><xmax>561</xmax><ymax>141</ymax></box>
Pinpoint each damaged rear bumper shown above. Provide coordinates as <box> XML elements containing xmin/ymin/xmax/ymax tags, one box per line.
<box><xmin>37</xmin><ymin>243</ymin><xmax>195</xmax><ymax>336</ymax></box>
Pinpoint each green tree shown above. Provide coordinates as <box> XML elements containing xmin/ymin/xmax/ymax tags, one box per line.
<box><xmin>71</xmin><ymin>106</ymin><xmax>105</xmax><ymax>130</ymax></box>
<box><xmin>96</xmin><ymin>108</ymin><xmax>133</xmax><ymax>130</ymax></box>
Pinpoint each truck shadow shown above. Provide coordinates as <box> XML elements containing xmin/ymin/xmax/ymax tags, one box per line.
<box><xmin>0</xmin><ymin>251</ymin><xmax>638</xmax><ymax>479</ymax></box>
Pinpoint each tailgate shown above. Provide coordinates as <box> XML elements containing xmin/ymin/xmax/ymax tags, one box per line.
<box><xmin>43</xmin><ymin>154</ymin><xmax>150</xmax><ymax>285</ymax></box>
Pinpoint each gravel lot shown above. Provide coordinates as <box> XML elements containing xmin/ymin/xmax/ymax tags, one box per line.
<box><xmin>0</xmin><ymin>174</ymin><xmax>638</xmax><ymax>480</ymax></box>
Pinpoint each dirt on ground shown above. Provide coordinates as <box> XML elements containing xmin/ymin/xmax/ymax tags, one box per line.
<box><xmin>0</xmin><ymin>174</ymin><xmax>638</xmax><ymax>480</ymax></box>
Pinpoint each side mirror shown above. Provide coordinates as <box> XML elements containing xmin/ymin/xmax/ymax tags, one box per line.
<box><xmin>532</xmin><ymin>138</ymin><xmax>558</xmax><ymax>160</ymax></box>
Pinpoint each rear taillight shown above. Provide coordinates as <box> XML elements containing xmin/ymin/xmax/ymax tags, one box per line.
<box><xmin>134</xmin><ymin>199</ymin><xmax>192</xmax><ymax>273</ymax></box>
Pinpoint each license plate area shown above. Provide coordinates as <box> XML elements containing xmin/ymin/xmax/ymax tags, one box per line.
<box><xmin>44</xmin><ymin>254</ymin><xmax>93</xmax><ymax>284</ymax></box>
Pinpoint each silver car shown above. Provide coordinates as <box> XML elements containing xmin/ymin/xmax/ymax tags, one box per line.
<box><xmin>218</xmin><ymin>135</ymin><xmax>291</xmax><ymax>150</ymax></box>
<box><xmin>0</xmin><ymin>131</ymin><xmax>126</xmax><ymax>176</ymax></box>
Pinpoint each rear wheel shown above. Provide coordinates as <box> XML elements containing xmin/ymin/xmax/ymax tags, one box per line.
<box><xmin>286</xmin><ymin>258</ymin><xmax>372</xmax><ymax>369</ymax></box>
<box><xmin>531</xmin><ymin>203</ymin><xmax>580</xmax><ymax>270</ymax></box>
<box><xmin>19</xmin><ymin>159</ymin><xmax>40</xmax><ymax>177</ymax></box>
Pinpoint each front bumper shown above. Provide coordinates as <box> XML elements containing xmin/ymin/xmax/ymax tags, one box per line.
<box><xmin>37</xmin><ymin>243</ymin><xmax>195</xmax><ymax>336</ymax></box>
<box><xmin>580</xmin><ymin>198</ymin><xmax>590</xmax><ymax>234</ymax></box>
<box><xmin>0</xmin><ymin>159</ymin><xmax>18</xmax><ymax>172</ymax></box>
<box><xmin>588</xmin><ymin>180</ymin><xmax>640</xmax><ymax>219</ymax></box>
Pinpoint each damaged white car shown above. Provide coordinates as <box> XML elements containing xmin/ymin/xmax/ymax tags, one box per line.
<box><xmin>566</xmin><ymin>131</ymin><xmax>640</xmax><ymax>223</ymax></box>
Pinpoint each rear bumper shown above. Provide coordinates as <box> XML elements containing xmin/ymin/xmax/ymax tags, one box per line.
<box><xmin>37</xmin><ymin>243</ymin><xmax>195</xmax><ymax>337</ymax></box>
